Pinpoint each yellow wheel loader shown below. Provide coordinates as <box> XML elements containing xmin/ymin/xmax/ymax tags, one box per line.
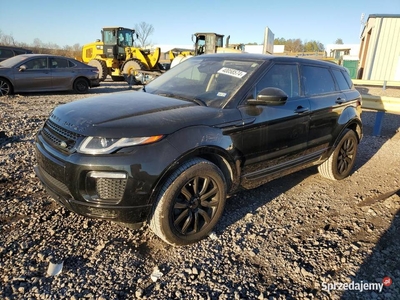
<box><xmin>82</xmin><ymin>27</ymin><xmax>163</xmax><ymax>84</ymax></box>
<box><xmin>169</xmin><ymin>33</ymin><xmax>244</xmax><ymax>68</ymax></box>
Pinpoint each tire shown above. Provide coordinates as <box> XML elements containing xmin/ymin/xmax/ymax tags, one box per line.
<box><xmin>122</xmin><ymin>60</ymin><xmax>146</xmax><ymax>85</ymax></box>
<box><xmin>88</xmin><ymin>59</ymin><xmax>107</xmax><ymax>81</ymax></box>
<box><xmin>318</xmin><ymin>129</ymin><xmax>358</xmax><ymax>180</ymax></box>
<box><xmin>0</xmin><ymin>78</ymin><xmax>12</xmax><ymax>96</ymax></box>
<box><xmin>150</xmin><ymin>158</ymin><xmax>227</xmax><ymax>246</ymax></box>
<box><xmin>73</xmin><ymin>78</ymin><xmax>89</xmax><ymax>94</ymax></box>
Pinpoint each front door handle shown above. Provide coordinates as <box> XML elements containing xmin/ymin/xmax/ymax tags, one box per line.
<box><xmin>294</xmin><ymin>106</ymin><xmax>309</xmax><ymax>114</ymax></box>
<box><xmin>336</xmin><ymin>97</ymin><xmax>346</xmax><ymax>104</ymax></box>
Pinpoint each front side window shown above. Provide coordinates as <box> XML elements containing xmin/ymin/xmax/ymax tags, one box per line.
<box><xmin>118</xmin><ymin>29</ymin><xmax>134</xmax><ymax>47</ymax></box>
<box><xmin>254</xmin><ymin>64</ymin><xmax>300</xmax><ymax>98</ymax></box>
<box><xmin>302</xmin><ymin>65</ymin><xmax>336</xmax><ymax>96</ymax></box>
<box><xmin>25</xmin><ymin>58</ymin><xmax>48</xmax><ymax>69</ymax></box>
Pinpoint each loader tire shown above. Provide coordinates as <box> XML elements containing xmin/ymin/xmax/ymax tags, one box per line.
<box><xmin>122</xmin><ymin>60</ymin><xmax>146</xmax><ymax>85</ymax></box>
<box><xmin>88</xmin><ymin>59</ymin><xmax>107</xmax><ymax>81</ymax></box>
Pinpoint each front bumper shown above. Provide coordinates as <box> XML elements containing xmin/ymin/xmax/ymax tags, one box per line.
<box><xmin>34</xmin><ymin>164</ymin><xmax>152</xmax><ymax>224</ymax></box>
<box><xmin>34</xmin><ymin>131</ymin><xmax>179</xmax><ymax>225</ymax></box>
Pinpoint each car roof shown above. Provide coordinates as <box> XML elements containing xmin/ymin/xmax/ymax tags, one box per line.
<box><xmin>0</xmin><ymin>45</ymin><xmax>32</xmax><ymax>52</ymax></box>
<box><xmin>16</xmin><ymin>53</ymin><xmax>78</xmax><ymax>60</ymax></box>
<box><xmin>195</xmin><ymin>53</ymin><xmax>346</xmax><ymax>69</ymax></box>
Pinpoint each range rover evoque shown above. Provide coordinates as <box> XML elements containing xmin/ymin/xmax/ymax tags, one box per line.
<box><xmin>34</xmin><ymin>53</ymin><xmax>362</xmax><ymax>246</ymax></box>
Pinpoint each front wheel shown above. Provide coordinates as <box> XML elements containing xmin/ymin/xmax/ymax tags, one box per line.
<box><xmin>122</xmin><ymin>60</ymin><xmax>145</xmax><ymax>85</ymax></box>
<box><xmin>150</xmin><ymin>158</ymin><xmax>227</xmax><ymax>246</ymax></box>
<box><xmin>73</xmin><ymin>78</ymin><xmax>89</xmax><ymax>94</ymax></box>
<box><xmin>318</xmin><ymin>129</ymin><xmax>358</xmax><ymax>180</ymax></box>
<box><xmin>0</xmin><ymin>78</ymin><xmax>12</xmax><ymax>96</ymax></box>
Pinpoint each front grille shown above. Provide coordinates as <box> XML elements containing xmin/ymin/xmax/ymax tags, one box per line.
<box><xmin>95</xmin><ymin>178</ymin><xmax>127</xmax><ymax>204</ymax></box>
<box><xmin>41</xmin><ymin>120</ymin><xmax>82</xmax><ymax>151</ymax></box>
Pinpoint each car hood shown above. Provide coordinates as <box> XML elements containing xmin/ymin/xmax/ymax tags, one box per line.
<box><xmin>49</xmin><ymin>91</ymin><xmax>242</xmax><ymax>137</ymax></box>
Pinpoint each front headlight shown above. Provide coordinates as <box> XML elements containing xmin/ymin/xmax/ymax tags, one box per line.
<box><xmin>77</xmin><ymin>135</ymin><xmax>164</xmax><ymax>154</ymax></box>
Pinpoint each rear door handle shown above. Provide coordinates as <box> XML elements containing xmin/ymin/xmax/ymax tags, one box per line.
<box><xmin>294</xmin><ymin>106</ymin><xmax>309</xmax><ymax>114</ymax></box>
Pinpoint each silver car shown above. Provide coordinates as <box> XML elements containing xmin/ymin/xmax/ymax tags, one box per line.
<box><xmin>0</xmin><ymin>54</ymin><xmax>100</xmax><ymax>96</ymax></box>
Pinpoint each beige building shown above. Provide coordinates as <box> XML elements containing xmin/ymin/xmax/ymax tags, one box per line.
<box><xmin>359</xmin><ymin>14</ymin><xmax>400</xmax><ymax>80</ymax></box>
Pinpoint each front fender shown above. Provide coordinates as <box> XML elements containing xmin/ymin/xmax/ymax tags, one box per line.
<box><xmin>148</xmin><ymin>126</ymin><xmax>241</xmax><ymax>205</ymax></box>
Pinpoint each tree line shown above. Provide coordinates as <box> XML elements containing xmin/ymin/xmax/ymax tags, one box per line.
<box><xmin>0</xmin><ymin>29</ymin><xmax>82</xmax><ymax>59</ymax></box>
<box><xmin>1</xmin><ymin>26</ymin><xmax>344</xmax><ymax>57</ymax></box>
<box><xmin>273</xmin><ymin>38</ymin><xmax>325</xmax><ymax>52</ymax></box>
<box><xmin>274</xmin><ymin>37</ymin><xmax>344</xmax><ymax>53</ymax></box>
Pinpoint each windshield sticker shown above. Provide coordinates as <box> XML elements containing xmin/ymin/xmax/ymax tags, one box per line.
<box><xmin>217</xmin><ymin>92</ymin><xmax>227</xmax><ymax>97</ymax></box>
<box><xmin>217</xmin><ymin>67</ymin><xmax>247</xmax><ymax>78</ymax></box>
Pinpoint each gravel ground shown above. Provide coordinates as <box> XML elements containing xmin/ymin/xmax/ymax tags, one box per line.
<box><xmin>1</xmin><ymin>81</ymin><xmax>400</xmax><ymax>299</ymax></box>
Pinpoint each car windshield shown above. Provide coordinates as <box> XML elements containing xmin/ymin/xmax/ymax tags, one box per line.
<box><xmin>145</xmin><ymin>56</ymin><xmax>262</xmax><ymax>108</ymax></box>
<box><xmin>0</xmin><ymin>55</ymin><xmax>29</xmax><ymax>67</ymax></box>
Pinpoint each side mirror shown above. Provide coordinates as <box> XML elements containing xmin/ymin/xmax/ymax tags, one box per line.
<box><xmin>19</xmin><ymin>65</ymin><xmax>27</xmax><ymax>72</ymax></box>
<box><xmin>248</xmin><ymin>87</ymin><xmax>288</xmax><ymax>106</ymax></box>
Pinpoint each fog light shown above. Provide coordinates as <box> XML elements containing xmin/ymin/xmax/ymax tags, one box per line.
<box><xmin>84</xmin><ymin>171</ymin><xmax>128</xmax><ymax>204</ymax></box>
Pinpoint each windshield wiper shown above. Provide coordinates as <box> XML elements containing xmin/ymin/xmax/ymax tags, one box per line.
<box><xmin>157</xmin><ymin>93</ymin><xmax>206</xmax><ymax>106</ymax></box>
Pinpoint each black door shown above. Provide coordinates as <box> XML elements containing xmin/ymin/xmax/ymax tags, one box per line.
<box><xmin>236</xmin><ymin>63</ymin><xmax>310</xmax><ymax>182</ymax></box>
<box><xmin>302</xmin><ymin>65</ymin><xmax>346</xmax><ymax>154</ymax></box>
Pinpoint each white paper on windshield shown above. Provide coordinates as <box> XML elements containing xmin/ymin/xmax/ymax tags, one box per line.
<box><xmin>217</xmin><ymin>67</ymin><xmax>247</xmax><ymax>78</ymax></box>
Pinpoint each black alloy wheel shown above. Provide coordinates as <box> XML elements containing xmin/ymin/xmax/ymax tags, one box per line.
<box><xmin>0</xmin><ymin>78</ymin><xmax>12</xmax><ymax>96</ymax></box>
<box><xmin>73</xmin><ymin>78</ymin><xmax>89</xmax><ymax>94</ymax></box>
<box><xmin>150</xmin><ymin>158</ymin><xmax>227</xmax><ymax>246</ymax></box>
<box><xmin>318</xmin><ymin>129</ymin><xmax>358</xmax><ymax>180</ymax></box>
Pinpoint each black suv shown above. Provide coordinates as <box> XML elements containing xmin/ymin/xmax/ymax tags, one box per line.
<box><xmin>34</xmin><ymin>53</ymin><xmax>362</xmax><ymax>245</ymax></box>
<box><xmin>0</xmin><ymin>45</ymin><xmax>33</xmax><ymax>62</ymax></box>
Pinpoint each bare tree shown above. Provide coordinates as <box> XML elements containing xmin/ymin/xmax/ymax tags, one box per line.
<box><xmin>0</xmin><ymin>31</ymin><xmax>16</xmax><ymax>46</ymax></box>
<box><xmin>134</xmin><ymin>22</ymin><xmax>154</xmax><ymax>48</ymax></box>
<box><xmin>32</xmin><ymin>38</ymin><xmax>43</xmax><ymax>53</ymax></box>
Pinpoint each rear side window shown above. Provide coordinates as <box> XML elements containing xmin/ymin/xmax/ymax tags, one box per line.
<box><xmin>50</xmin><ymin>57</ymin><xmax>69</xmax><ymax>68</ymax></box>
<box><xmin>302</xmin><ymin>65</ymin><xmax>336</xmax><ymax>96</ymax></box>
<box><xmin>341</xmin><ymin>69</ymin><xmax>354</xmax><ymax>88</ymax></box>
<box><xmin>14</xmin><ymin>49</ymin><xmax>27</xmax><ymax>55</ymax></box>
<box><xmin>332</xmin><ymin>69</ymin><xmax>351</xmax><ymax>90</ymax></box>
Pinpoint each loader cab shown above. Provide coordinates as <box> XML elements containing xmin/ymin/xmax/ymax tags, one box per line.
<box><xmin>101</xmin><ymin>27</ymin><xmax>135</xmax><ymax>60</ymax></box>
<box><xmin>194</xmin><ymin>33</ymin><xmax>225</xmax><ymax>55</ymax></box>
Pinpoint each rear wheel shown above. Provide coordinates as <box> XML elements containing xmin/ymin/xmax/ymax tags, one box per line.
<box><xmin>88</xmin><ymin>59</ymin><xmax>107</xmax><ymax>81</ymax></box>
<box><xmin>150</xmin><ymin>158</ymin><xmax>227</xmax><ymax>246</ymax></box>
<box><xmin>0</xmin><ymin>78</ymin><xmax>12</xmax><ymax>96</ymax></box>
<box><xmin>318</xmin><ymin>129</ymin><xmax>358</xmax><ymax>180</ymax></box>
<box><xmin>73</xmin><ymin>78</ymin><xmax>89</xmax><ymax>94</ymax></box>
